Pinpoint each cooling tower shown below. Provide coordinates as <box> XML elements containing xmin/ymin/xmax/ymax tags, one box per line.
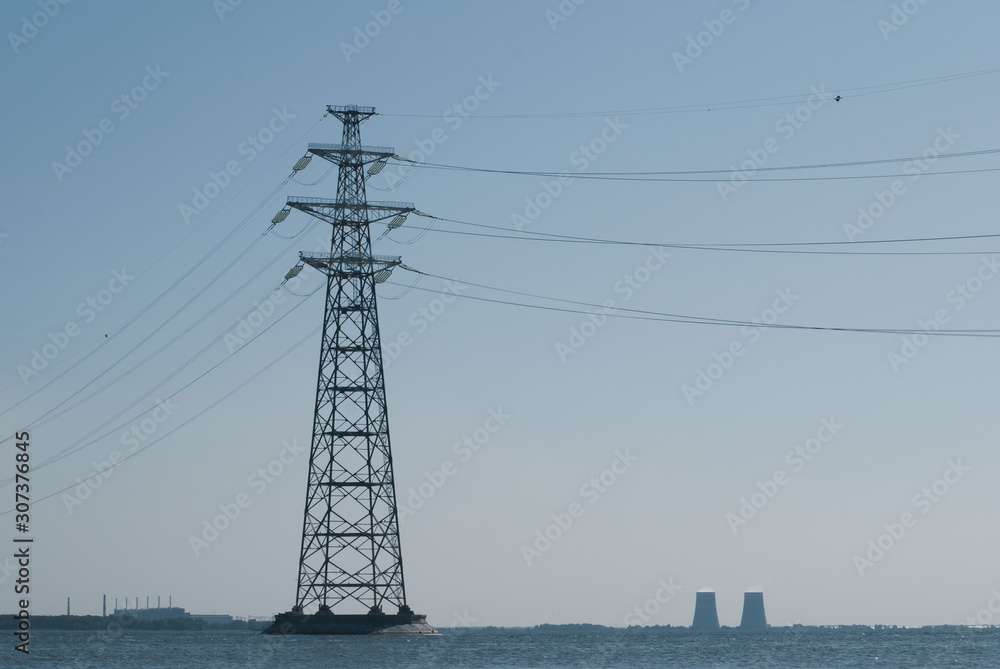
<box><xmin>739</xmin><ymin>592</ymin><xmax>767</xmax><ymax>630</ymax></box>
<box><xmin>691</xmin><ymin>591</ymin><xmax>720</xmax><ymax>631</ymax></box>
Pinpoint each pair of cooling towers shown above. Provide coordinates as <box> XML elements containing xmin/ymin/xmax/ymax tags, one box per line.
<box><xmin>691</xmin><ymin>592</ymin><xmax>767</xmax><ymax>630</ymax></box>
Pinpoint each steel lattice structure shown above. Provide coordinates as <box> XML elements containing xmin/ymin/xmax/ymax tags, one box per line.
<box><xmin>291</xmin><ymin>105</ymin><xmax>415</xmax><ymax>615</ymax></box>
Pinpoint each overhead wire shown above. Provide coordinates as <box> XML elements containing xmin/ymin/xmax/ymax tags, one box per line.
<box><xmin>0</xmin><ymin>219</ymin><xmax>321</xmax><ymax>458</ymax></box>
<box><xmin>391</xmin><ymin>154</ymin><xmax>1000</xmax><ymax>184</ymax></box>
<box><xmin>378</xmin><ymin>66</ymin><xmax>1000</xmax><ymax>119</ymax></box>
<box><xmin>0</xmin><ymin>116</ymin><xmax>325</xmax><ymax>411</ymax></box>
<box><xmin>16</xmin><ymin>277</ymin><xmax>322</xmax><ymax>482</ymax></box>
<box><xmin>389</xmin><ymin>215</ymin><xmax>1000</xmax><ymax>257</ymax></box>
<box><xmin>392</xmin><ymin>268</ymin><xmax>1000</xmax><ymax>338</ymax></box>
<box><xmin>0</xmin><ymin>170</ymin><xmax>296</xmax><ymax>420</ymax></box>
<box><xmin>0</xmin><ymin>322</ymin><xmax>322</xmax><ymax>516</ymax></box>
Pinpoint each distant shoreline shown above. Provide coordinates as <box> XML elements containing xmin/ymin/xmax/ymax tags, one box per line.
<box><xmin>1</xmin><ymin>617</ymin><xmax>995</xmax><ymax>632</ymax></box>
<box><xmin>0</xmin><ymin>615</ymin><xmax>270</xmax><ymax>632</ymax></box>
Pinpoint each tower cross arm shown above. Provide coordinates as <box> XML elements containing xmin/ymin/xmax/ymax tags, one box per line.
<box><xmin>308</xmin><ymin>143</ymin><xmax>395</xmax><ymax>166</ymax></box>
<box><xmin>299</xmin><ymin>252</ymin><xmax>401</xmax><ymax>277</ymax></box>
<box><xmin>286</xmin><ymin>198</ymin><xmax>415</xmax><ymax>224</ymax></box>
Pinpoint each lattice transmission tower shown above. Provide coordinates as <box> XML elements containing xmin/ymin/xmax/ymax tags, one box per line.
<box><xmin>266</xmin><ymin>105</ymin><xmax>434</xmax><ymax>635</ymax></box>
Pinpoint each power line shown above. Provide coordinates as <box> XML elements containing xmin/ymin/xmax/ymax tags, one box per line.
<box><xmin>427</xmin><ymin>215</ymin><xmax>1000</xmax><ymax>247</ymax></box>
<box><xmin>389</xmin><ymin>215</ymin><xmax>1000</xmax><ymax>257</ymax></box>
<box><xmin>22</xmin><ymin>280</ymin><xmax>320</xmax><ymax>482</ymax></box>
<box><xmin>0</xmin><ymin>173</ymin><xmax>293</xmax><ymax>419</ymax></box>
<box><xmin>0</xmin><ymin>323</ymin><xmax>322</xmax><ymax>516</ymax></box>
<box><xmin>0</xmin><ymin>272</ymin><xmax>322</xmax><ymax>487</ymax></box>
<box><xmin>392</xmin><ymin>154</ymin><xmax>1000</xmax><ymax>184</ymax></box>
<box><xmin>0</xmin><ymin>219</ymin><xmax>320</xmax><ymax>458</ymax></box>
<box><xmin>378</xmin><ymin>66</ymin><xmax>1000</xmax><ymax>119</ymax></box>
<box><xmin>0</xmin><ymin>116</ymin><xmax>325</xmax><ymax>417</ymax></box>
<box><xmin>393</xmin><ymin>269</ymin><xmax>1000</xmax><ymax>338</ymax></box>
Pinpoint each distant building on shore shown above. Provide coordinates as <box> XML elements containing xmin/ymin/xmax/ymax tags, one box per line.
<box><xmin>114</xmin><ymin>606</ymin><xmax>190</xmax><ymax>621</ymax></box>
<box><xmin>112</xmin><ymin>602</ymin><xmax>233</xmax><ymax>625</ymax></box>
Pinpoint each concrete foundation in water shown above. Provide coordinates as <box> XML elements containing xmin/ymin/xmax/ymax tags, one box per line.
<box><xmin>262</xmin><ymin>607</ymin><xmax>439</xmax><ymax>635</ymax></box>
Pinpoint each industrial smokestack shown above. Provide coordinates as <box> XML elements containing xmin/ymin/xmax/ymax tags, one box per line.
<box><xmin>739</xmin><ymin>592</ymin><xmax>767</xmax><ymax>630</ymax></box>
<box><xmin>691</xmin><ymin>591</ymin><xmax>720</xmax><ymax>631</ymax></box>
<box><xmin>67</xmin><ymin>598</ymin><xmax>70</xmax><ymax>616</ymax></box>
<box><xmin>103</xmin><ymin>595</ymin><xmax>107</xmax><ymax>617</ymax></box>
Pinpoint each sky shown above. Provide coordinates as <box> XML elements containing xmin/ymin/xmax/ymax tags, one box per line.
<box><xmin>1</xmin><ymin>0</ymin><xmax>1000</xmax><ymax>628</ymax></box>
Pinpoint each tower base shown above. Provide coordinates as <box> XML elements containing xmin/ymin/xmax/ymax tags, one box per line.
<box><xmin>262</xmin><ymin>608</ymin><xmax>439</xmax><ymax>635</ymax></box>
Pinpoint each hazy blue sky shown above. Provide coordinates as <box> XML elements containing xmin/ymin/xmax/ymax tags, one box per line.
<box><xmin>2</xmin><ymin>0</ymin><xmax>1000</xmax><ymax>628</ymax></box>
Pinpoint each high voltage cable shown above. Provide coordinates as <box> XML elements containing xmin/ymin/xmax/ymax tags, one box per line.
<box><xmin>0</xmin><ymin>340</ymin><xmax>102</xmax><ymax>397</ymax></box>
<box><xmin>393</xmin><ymin>215</ymin><xmax>1000</xmax><ymax>257</ymax></box>
<box><xmin>0</xmin><ymin>271</ymin><xmax>322</xmax><ymax>484</ymax></box>
<box><xmin>0</xmin><ymin>115</ymin><xmax>325</xmax><ymax>414</ymax></box>
<box><xmin>392</xmin><ymin>269</ymin><xmax>1000</xmax><ymax>338</ymax></box>
<box><xmin>6</xmin><ymin>278</ymin><xmax>321</xmax><ymax>485</ymax></box>
<box><xmin>0</xmin><ymin>221</ymin><xmax>296</xmax><ymax>441</ymax></box>
<box><xmin>378</xmin><ymin>66</ymin><xmax>1000</xmax><ymax>119</ymax></box>
<box><xmin>0</xmin><ymin>220</ymin><xmax>321</xmax><ymax>457</ymax></box>
<box><xmin>0</xmin><ymin>324</ymin><xmax>322</xmax><ymax>516</ymax></box>
<box><xmin>392</xmin><ymin>155</ymin><xmax>1000</xmax><ymax>184</ymax></box>
<box><xmin>0</xmin><ymin>173</ymin><xmax>293</xmax><ymax>419</ymax></box>
<box><xmin>426</xmin><ymin>215</ymin><xmax>1000</xmax><ymax>248</ymax></box>
<box><xmin>403</xmin><ymin>147</ymin><xmax>1000</xmax><ymax>178</ymax></box>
